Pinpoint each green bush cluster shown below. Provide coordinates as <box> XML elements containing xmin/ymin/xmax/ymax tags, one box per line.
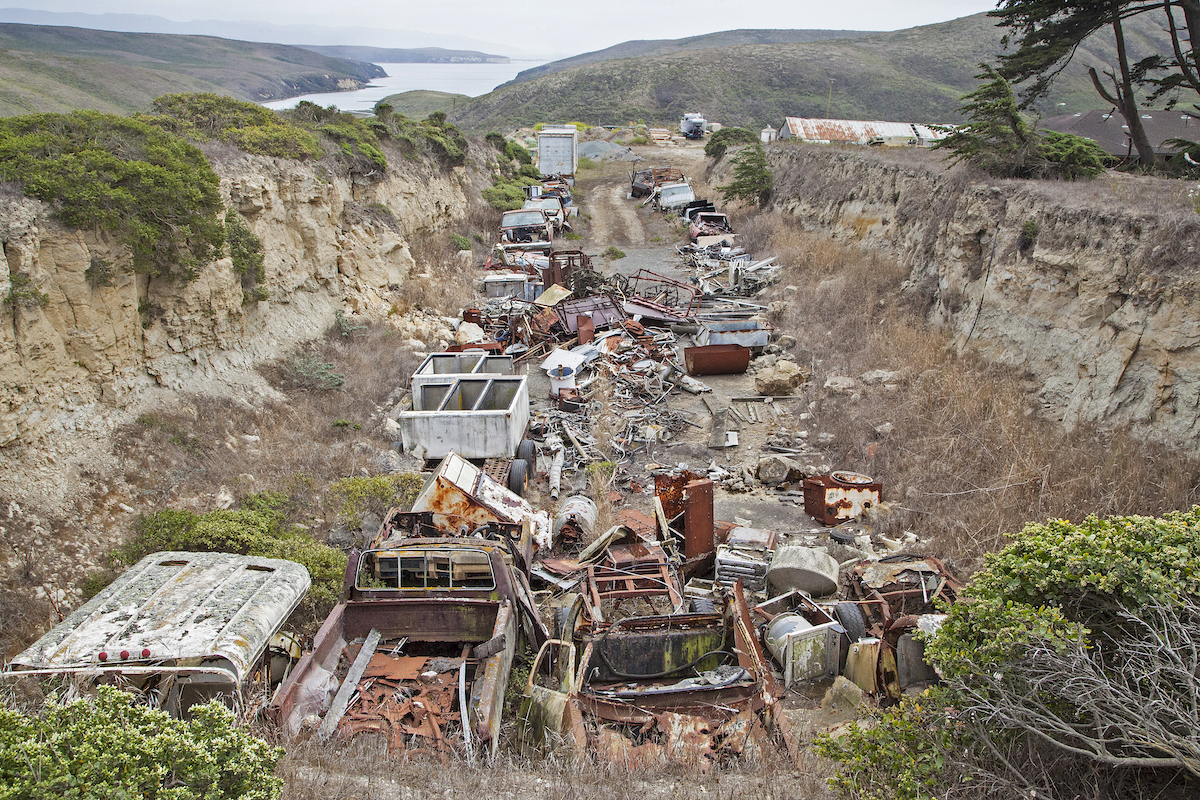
<box><xmin>366</xmin><ymin>109</ymin><xmax>469</xmax><ymax>169</ymax></box>
<box><xmin>283</xmin><ymin>353</ymin><xmax>345</xmax><ymax>389</ymax></box>
<box><xmin>4</xmin><ymin>274</ymin><xmax>49</xmax><ymax>309</ymax></box>
<box><xmin>0</xmin><ymin>110</ymin><xmax>225</xmax><ymax>282</ymax></box>
<box><xmin>820</xmin><ymin>507</ymin><xmax>1200</xmax><ymax>798</ymax></box>
<box><xmin>287</xmin><ymin>102</ymin><xmax>387</xmax><ymax>175</ymax></box>
<box><xmin>327</xmin><ymin>473</ymin><xmax>424</xmax><ymax>530</ymax></box>
<box><xmin>450</xmin><ymin>233</ymin><xmax>472</xmax><ymax>251</ymax></box>
<box><xmin>0</xmin><ymin>686</ymin><xmax>283</xmax><ymax>800</ymax></box>
<box><xmin>224</xmin><ymin>209</ymin><xmax>267</xmax><ymax>304</ymax></box>
<box><xmin>148</xmin><ymin>93</ymin><xmax>322</xmax><ymax>160</ymax></box>
<box><xmin>118</xmin><ymin>493</ymin><xmax>348</xmax><ymax>617</ymax></box>
<box><xmin>704</xmin><ymin>126</ymin><xmax>758</xmax><ymax>160</ymax></box>
<box><xmin>483</xmin><ymin>174</ymin><xmax>539</xmax><ymax>211</ymax></box>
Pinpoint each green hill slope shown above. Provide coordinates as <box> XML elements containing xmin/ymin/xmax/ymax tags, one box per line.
<box><xmin>501</xmin><ymin>28</ymin><xmax>868</xmax><ymax>86</ymax></box>
<box><xmin>450</xmin><ymin>13</ymin><xmax>1176</xmax><ymax>133</ymax></box>
<box><xmin>0</xmin><ymin>23</ymin><xmax>385</xmax><ymax>116</ymax></box>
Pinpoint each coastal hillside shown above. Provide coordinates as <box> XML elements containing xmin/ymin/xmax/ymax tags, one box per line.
<box><xmin>299</xmin><ymin>45</ymin><xmax>508</xmax><ymax>63</ymax></box>
<box><xmin>450</xmin><ymin>12</ymin><xmax>1174</xmax><ymax>132</ymax></box>
<box><xmin>500</xmin><ymin>28</ymin><xmax>868</xmax><ymax>85</ymax></box>
<box><xmin>0</xmin><ymin>22</ymin><xmax>385</xmax><ymax>116</ymax></box>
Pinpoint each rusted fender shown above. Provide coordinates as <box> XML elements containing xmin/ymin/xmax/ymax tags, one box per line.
<box><xmin>470</xmin><ymin>600</ymin><xmax>516</xmax><ymax>758</ymax></box>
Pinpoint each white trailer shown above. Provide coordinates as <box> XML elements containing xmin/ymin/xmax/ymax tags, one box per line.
<box><xmin>537</xmin><ymin>126</ymin><xmax>578</xmax><ymax>181</ymax></box>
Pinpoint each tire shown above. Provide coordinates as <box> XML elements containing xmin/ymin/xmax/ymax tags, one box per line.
<box><xmin>507</xmin><ymin>458</ymin><xmax>529</xmax><ymax>496</ymax></box>
<box><xmin>835</xmin><ymin>602</ymin><xmax>867</xmax><ymax>643</ymax></box>
<box><xmin>690</xmin><ymin>597</ymin><xmax>717</xmax><ymax>614</ymax></box>
<box><xmin>516</xmin><ymin>439</ymin><xmax>536</xmax><ymax>466</ymax></box>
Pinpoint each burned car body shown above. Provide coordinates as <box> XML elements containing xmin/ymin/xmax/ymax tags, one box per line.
<box><xmin>6</xmin><ymin>551</ymin><xmax>309</xmax><ymax>718</ymax></box>
<box><xmin>498</xmin><ymin>208</ymin><xmax>553</xmax><ymax>251</ymax></box>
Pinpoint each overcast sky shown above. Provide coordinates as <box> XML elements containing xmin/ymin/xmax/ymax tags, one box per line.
<box><xmin>19</xmin><ymin>1</ymin><xmax>999</xmax><ymax>53</ymax></box>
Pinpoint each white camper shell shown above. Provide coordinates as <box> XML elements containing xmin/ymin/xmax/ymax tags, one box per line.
<box><xmin>5</xmin><ymin>551</ymin><xmax>310</xmax><ymax>716</ymax></box>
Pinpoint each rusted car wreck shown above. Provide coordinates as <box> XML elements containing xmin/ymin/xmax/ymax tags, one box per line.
<box><xmin>271</xmin><ymin>491</ymin><xmax>546</xmax><ymax>759</ymax></box>
<box><xmin>519</xmin><ymin>524</ymin><xmax>778</xmax><ymax>767</ymax></box>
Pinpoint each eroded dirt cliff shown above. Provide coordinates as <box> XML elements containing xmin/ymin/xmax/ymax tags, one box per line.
<box><xmin>761</xmin><ymin>145</ymin><xmax>1200</xmax><ymax>451</ymax></box>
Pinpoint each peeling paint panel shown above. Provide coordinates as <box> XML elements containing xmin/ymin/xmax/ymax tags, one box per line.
<box><xmin>8</xmin><ymin>551</ymin><xmax>309</xmax><ymax>685</ymax></box>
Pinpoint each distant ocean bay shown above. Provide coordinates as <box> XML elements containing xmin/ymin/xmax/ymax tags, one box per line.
<box><xmin>262</xmin><ymin>61</ymin><xmax>547</xmax><ymax>113</ymax></box>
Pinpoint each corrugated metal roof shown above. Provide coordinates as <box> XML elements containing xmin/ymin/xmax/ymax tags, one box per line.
<box><xmin>781</xmin><ymin>117</ymin><xmax>949</xmax><ymax>144</ymax></box>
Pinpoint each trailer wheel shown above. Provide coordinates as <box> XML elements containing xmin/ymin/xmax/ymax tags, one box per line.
<box><xmin>835</xmin><ymin>602</ymin><xmax>867</xmax><ymax>643</ymax></box>
<box><xmin>516</xmin><ymin>439</ymin><xmax>536</xmax><ymax>466</ymax></box>
<box><xmin>507</xmin><ymin>458</ymin><xmax>529</xmax><ymax>496</ymax></box>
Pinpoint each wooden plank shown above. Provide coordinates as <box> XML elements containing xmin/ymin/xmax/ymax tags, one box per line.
<box><xmin>318</xmin><ymin>628</ymin><xmax>381</xmax><ymax>742</ymax></box>
<box><xmin>707</xmin><ymin>408</ymin><xmax>728</xmax><ymax>449</ymax></box>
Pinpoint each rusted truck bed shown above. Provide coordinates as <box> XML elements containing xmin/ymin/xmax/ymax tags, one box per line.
<box><xmin>271</xmin><ymin>541</ymin><xmax>525</xmax><ymax>758</ymax></box>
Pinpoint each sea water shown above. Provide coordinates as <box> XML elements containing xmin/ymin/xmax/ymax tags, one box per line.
<box><xmin>262</xmin><ymin>61</ymin><xmax>547</xmax><ymax>113</ymax></box>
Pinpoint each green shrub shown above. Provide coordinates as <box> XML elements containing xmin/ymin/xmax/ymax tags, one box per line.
<box><xmin>0</xmin><ymin>110</ymin><xmax>225</xmax><ymax>282</ymax></box>
<box><xmin>225</xmin><ymin>209</ymin><xmax>265</xmax><ymax>288</ymax></box>
<box><xmin>119</xmin><ymin>494</ymin><xmax>348</xmax><ymax>620</ymax></box>
<box><xmin>0</xmin><ymin>686</ymin><xmax>283</xmax><ymax>800</ymax></box>
<box><xmin>704</xmin><ymin>126</ymin><xmax>758</xmax><ymax>159</ymax></box>
<box><xmin>822</xmin><ymin>508</ymin><xmax>1200</xmax><ymax>798</ymax></box>
<box><xmin>577</xmin><ymin>157</ymin><xmax>598</xmax><ymax>171</ymax></box>
<box><xmin>334</xmin><ymin>310</ymin><xmax>366</xmax><ymax>337</ymax></box>
<box><xmin>451</xmin><ymin>233</ymin><xmax>472</xmax><ymax>251</ymax></box>
<box><xmin>504</xmin><ymin>140</ymin><xmax>532</xmax><ymax>165</ymax></box>
<box><xmin>149</xmin><ymin>93</ymin><xmax>321</xmax><ymax>160</ymax></box>
<box><xmin>1038</xmin><ymin>130</ymin><xmax>1108</xmax><ymax>179</ymax></box>
<box><xmin>483</xmin><ymin>177</ymin><xmax>536</xmax><ymax>211</ymax></box>
<box><xmin>602</xmin><ymin>246</ymin><xmax>626</xmax><ymax>259</ymax></box>
<box><xmin>485</xmin><ymin>131</ymin><xmax>507</xmax><ymax>151</ymax></box>
<box><xmin>327</xmin><ymin>473</ymin><xmax>424</xmax><ymax>530</ymax></box>
<box><xmin>283</xmin><ymin>353</ymin><xmax>345</xmax><ymax>389</ymax></box>
<box><xmin>4</xmin><ymin>274</ymin><xmax>49</xmax><ymax>308</ymax></box>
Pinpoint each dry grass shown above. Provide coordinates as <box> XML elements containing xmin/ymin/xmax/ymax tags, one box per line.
<box><xmin>759</xmin><ymin>218</ymin><xmax>1200</xmax><ymax>573</ymax></box>
<box><xmin>276</xmin><ymin>737</ymin><xmax>832</xmax><ymax>800</ymax></box>
<box><xmin>113</xmin><ymin>321</ymin><xmax>424</xmax><ymax>528</ymax></box>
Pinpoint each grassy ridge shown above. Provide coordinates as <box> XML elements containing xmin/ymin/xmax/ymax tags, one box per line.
<box><xmin>0</xmin><ymin>22</ymin><xmax>385</xmax><ymax>116</ymax></box>
<box><xmin>375</xmin><ymin>90</ymin><xmax>473</xmax><ymax>119</ymax></box>
<box><xmin>502</xmin><ymin>28</ymin><xmax>870</xmax><ymax>86</ymax></box>
<box><xmin>451</xmin><ymin>13</ymin><xmax>1177</xmax><ymax>133</ymax></box>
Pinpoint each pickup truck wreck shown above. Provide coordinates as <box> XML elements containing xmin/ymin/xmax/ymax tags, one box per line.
<box><xmin>270</xmin><ymin>500</ymin><xmax>547</xmax><ymax>760</ymax></box>
<box><xmin>5</xmin><ymin>551</ymin><xmax>309</xmax><ymax>718</ymax></box>
<box><xmin>519</xmin><ymin>532</ymin><xmax>778</xmax><ymax>768</ymax></box>
<box><xmin>498</xmin><ymin>208</ymin><xmax>554</xmax><ymax>252</ymax></box>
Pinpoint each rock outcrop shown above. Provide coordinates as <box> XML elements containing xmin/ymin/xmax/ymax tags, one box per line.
<box><xmin>763</xmin><ymin>145</ymin><xmax>1200</xmax><ymax>451</ymax></box>
<box><xmin>0</xmin><ymin>156</ymin><xmax>470</xmax><ymax>449</ymax></box>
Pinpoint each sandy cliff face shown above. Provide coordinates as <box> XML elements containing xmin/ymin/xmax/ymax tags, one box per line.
<box><xmin>765</xmin><ymin>145</ymin><xmax>1200</xmax><ymax>450</ymax></box>
<box><xmin>0</xmin><ymin>155</ymin><xmax>468</xmax><ymax>450</ymax></box>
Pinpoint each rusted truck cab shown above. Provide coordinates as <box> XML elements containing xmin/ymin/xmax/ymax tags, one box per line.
<box><xmin>270</xmin><ymin>532</ymin><xmax>543</xmax><ymax>758</ymax></box>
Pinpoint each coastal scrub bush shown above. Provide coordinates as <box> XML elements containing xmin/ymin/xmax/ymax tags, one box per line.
<box><xmin>283</xmin><ymin>353</ymin><xmax>345</xmax><ymax>389</ymax></box>
<box><xmin>327</xmin><ymin>473</ymin><xmax>424</xmax><ymax>530</ymax></box>
<box><xmin>148</xmin><ymin>93</ymin><xmax>322</xmax><ymax>160</ymax></box>
<box><xmin>225</xmin><ymin>209</ymin><xmax>267</xmax><ymax>303</ymax></box>
<box><xmin>0</xmin><ymin>686</ymin><xmax>283</xmax><ymax>800</ymax></box>
<box><xmin>819</xmin><ymin>508</ymin><xmax>1200</xmax><ymax>798</ymax></box>
<box><xmin>4</xmin><ymin>274</ymin><xmax>49</xmax><ymax>309</ymax></box>
<box><xmin>0</xmin><ymin>110</ymin><xmax>225</xmax><ymax>282</ymax></box>
<box><xmin>287</xmin><ymin>101</ymin><xmax>386</xmax><ymax>175</ymax></box>
<box><xmin>704</xmin><ymin>126</ymin><xmax>757</xmax><ymax>160</ymax></box>
<box><xmin>117</xmin><ymin>493</ymin><xmax>348</xmax><ymax>617</ymax></box>
<box><xmin>369</xmin><ymin>110</ymin><xmax>468</xmax><ymax>169</ymax></box>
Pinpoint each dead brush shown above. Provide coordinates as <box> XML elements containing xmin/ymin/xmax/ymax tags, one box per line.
<box><xmin>758</xmin><ymin>224</ymin><xmax>1200</xmax><ymax>573</ymax></box>
<box><xmin>402</xmin><ymin>230</ymin><xmax>480</xmax><ymax>316</ymax></box>
<box><xmin>112</xmin><ymin>320</ymin><xmax>421</xmax><ymax>530</ymax></box>
<box><xmin>276</xmin><ymin>737</ymin><xmax>830</xmax><ymax>800</ymax></box>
